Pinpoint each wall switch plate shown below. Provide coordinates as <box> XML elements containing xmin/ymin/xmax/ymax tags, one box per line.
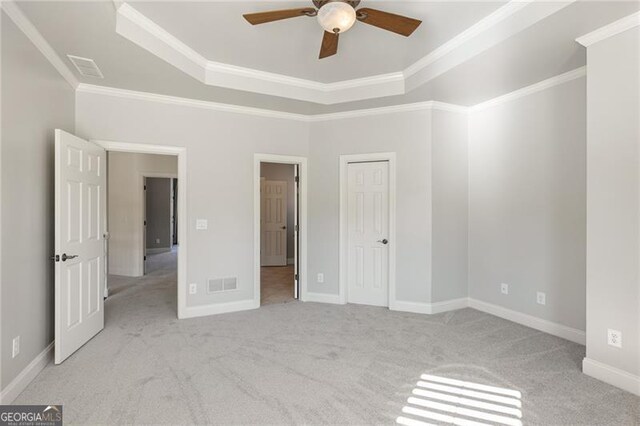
<box><xmin>501</xmin><ymin>283</ymin><xmax>509</xmax><ymax>295</ymax></box>
<box><xmin>536</xmin><ymin>292</ymin><xmax>546</xmax><ymax>305</ymax></box>
<box><xmin>189</xmin><ymin>283</ymin><xmax>197</xmax><ymax>295</ymax></box>
<box><xmin>317</xmin><ymin>273</ymin><xmax>324</xmax><ymax>283</ymax></box>
<box><xmin>196</xmin><ymin>219</ymin><xmax>208</xmax><ymax>230</ymax></box>
<box><xmin>607</xmin><ymin>329</ymin><xmax>622</xmax><ymax>348</ymax></box>
<box><xmin>12</xmin><ymin>336</ymin><xmax>20</xmax><ymax>358</ymax></box>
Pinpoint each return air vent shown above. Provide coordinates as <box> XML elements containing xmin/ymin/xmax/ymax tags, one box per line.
<box><xmin>67</xmin><ymin>55</ymin><xmax>104</xmax><ymax>78</ymax></box>
<box><xmin>207</xmin><ymin>277</ymin><xmax>238</xmax><ymax>293</ymax></box>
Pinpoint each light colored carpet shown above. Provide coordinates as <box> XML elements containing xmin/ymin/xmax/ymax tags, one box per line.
<box><xmin>14</xmin><ymin>259</ymin><xmax>640</xmax><ymax>425</ymax></box>
<box><xmin>261</xmin><ymin>265</ymin><xmax>295</xmax><ymax>306</ymax></box>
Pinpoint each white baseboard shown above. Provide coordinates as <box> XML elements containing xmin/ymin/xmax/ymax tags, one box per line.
<box><xmin>468</xmin><ymin>298</ymin><xmax>586</xmax><ymax>345</ymax></box>
<box><xmin>0</xmin><ymin>342</ymin><xmax>54</xmax><ymax>404</ymax></box>
<box><xmin>583</xmin><ymin>357</ymin><xmax>640</xmax><ymax>396</ymax></box>
<box><xmin>303</xmin><ymin>292</ymin><xmax>344</xmax><ymax>304</ymax></box>
<box><xmin>391</xmin><ymin>298</ymin><xmax>469</xmax><ymax>315</ymax></box>
<box><xmin>287</xmin><ymin>258</ymin><xmax>294</xmax><ymax>265</ymax></box>
<box><xmin>180</xmin><ymin>299</ymin><xmax>259</xmax><ymax>319</ymax></box>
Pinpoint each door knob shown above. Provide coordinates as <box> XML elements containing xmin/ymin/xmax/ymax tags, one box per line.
<box><xmin>281</xmin><ymin>226</ymin><xmax>286</xmax><ymax>230</ymax></box>
<box><xmin>377</xmin><ymin>239</ymin><xmax>388</xmax><ymax>245</ymax></box>
<box><xmin>61</xmin><ymin>253</ymin><xmax>78</xmax><ymax>262</ymax></box>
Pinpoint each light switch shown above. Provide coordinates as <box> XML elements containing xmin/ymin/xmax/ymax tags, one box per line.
<box><xmin>196</xmin><ymin>219</ymin><xmax>208</xmax><ymax>230</ymax></box>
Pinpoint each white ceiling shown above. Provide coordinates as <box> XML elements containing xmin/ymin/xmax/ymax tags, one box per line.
<box><xmin>128</xmin><ymin>0</ymin><xmax>508</xmax><ymax>83</ymax></box>
<box><xmin>10</xmin><ymin>0</ymin><xmax>640</xmax><ymax>114</ymax></box>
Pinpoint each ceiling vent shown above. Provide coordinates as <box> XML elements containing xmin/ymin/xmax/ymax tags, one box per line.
<box><xmin>67</xmin><ymin>55</ymin><xmax>104</xmax><ymax>78</ymax></box>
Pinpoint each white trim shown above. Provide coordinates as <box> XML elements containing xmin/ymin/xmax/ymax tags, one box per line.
<box><xmin>471</xmin><ymin>66</ymin><xmax>586</xmax><ymax>111</ymax></box>
<box><xmin>1</xmin><ymin>1</ymin><xmax>78</xmax><ymax>89</ymax></box>
<box><xmin>304</xmin><ymin>292</ymin><xmax>344</xmax><ymax>305</ymax></box>
<box><xmin>92</xmin><ymin>140</ymin><xmax>189</xmax><ymax>319</ymax></box>
<box><xmin>77</xmin><ymin>66</ymin><xmax>586</xmax><ymax>123</ymax></box>
<box><xmin>583</xmin><ymin>358</ymin><xmax>640</xmax><ymax>396</ymax></box>
<box><xmin>254</xmin><ymin>154</ymin><xmax>309</xmax><ymax>305</ymax></box>
<box><xmin>111</xmin><ymin>0</ymin><xmax>574</xmax><ymax>105</ymax></box>
<box><xmin>309</xmin><ymin>101</ymin><xmax>468</xmax><ymax>122</ymax></box>
<box><xmin>391</xmin><ymin>298</ymin><xmax>469</xmax><ymax>315</ymax></box>
<box><xmin>77</xmin><ymin>84</ymin><xmax>309</xmax><ymax>122</ymax></box>
<box><xmin>403</xmin><ymin>1</ymin><xmax>529</xmax><ymax>79</ymax></box>
<box><xmin>468</xmin><ymin>298</ymin><xmax>586</xmax><ymax>345</ymax></box>
<box><xmin>339</xmin><ymin>152</ymin><xmax>397</xmax><ymax>307</ymax></box>
<box><xmin>0</xmin><ymin>342</ymin><xmax>53</xmax><ymax>404</ymax></box>
<box><xmin>181</xmin><ymin>299</ymin><xmax>259</xmax><ymax>319</ymax></box>
<box><xmin>576</xmin><ymin>11</ymin><xmax>640</xmax><ymax>47</ymax></box>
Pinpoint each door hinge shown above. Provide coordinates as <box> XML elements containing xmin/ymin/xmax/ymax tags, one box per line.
<box><xmin>144</xmin><ymin>255</ymin><xmax>147</xmax><ymax>261</ymax></box>
<box><xmin>294</xmin><ymin>274</ymin><xmax>298</xmax><ymax>281</ymax></box>
<box><xmin>295</xmin><ymin>176</ymin><xmax>299</xmax><ymax>183</ymax></box>
<box><xmin>144</xmin><ymin>185</ymin><xmax>147</xmax><ymax>190</ymax></box>
<box><xmin>144</xmin><ymin>220</ymin><xmax>147</xmax><ymax>226</ymax></box>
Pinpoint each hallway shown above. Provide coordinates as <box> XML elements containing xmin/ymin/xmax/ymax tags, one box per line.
<box><xmin>260</xmin><ymin>265</ymin><xmax>296</xmax><ymax>305</ymax></box>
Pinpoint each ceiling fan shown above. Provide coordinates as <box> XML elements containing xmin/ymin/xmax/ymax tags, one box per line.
<box><xmin>243</xmin><ymin>0</ymin><xmax>422</xmax><ymax>59</ymax></box>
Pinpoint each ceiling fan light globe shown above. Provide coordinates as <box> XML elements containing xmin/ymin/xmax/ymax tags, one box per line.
<box><xmin>317</xmin><ymin>1</ymin><xmax>356</xmax><ymax>34</ymax></box>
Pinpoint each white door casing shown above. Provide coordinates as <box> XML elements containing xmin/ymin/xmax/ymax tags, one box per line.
<box><xmin>261</xmin><ymin>180</ymin><xmax>288</xmax><ymax>266</ymax></box>
<box><xmin>347</xmin><ymin>161</ymin><xmax>390</xmax><ymax>306</ymax></box>
<box><xmin>55</xmin><ymin>130</ymin><xmax>106</xmax><ymax>364</ymax></box>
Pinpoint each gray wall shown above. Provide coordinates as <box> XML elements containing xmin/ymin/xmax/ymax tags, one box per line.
<box><xmin>145</xmin><ymin>177</ymin><xmax>173</xmax><ymax>252</ymax></box>
<box><xmin>308</xmin><ymin>111</ymin><xmax>433</xmax><ymax>302</ymax></box>
<box><xmin>431</xmin><ymin>110</ymin><xmax>469</xmax><ymax>302</ymax></box>
<box><xmin>261</xmin><ymin>163</ymin><xmax>295</xmax><ymax>261</ymax></box>
<box><xmin>0</xmin><ymin>12</ymin><xmax>75</xmax><ymax>389</ymax></box>
<box><xmin>76</xmin><ymin>92</ymin><xmax>309</xmax><ymax>307</ymax></box>
<box><xmin>107</xmin><ymin>152</ymin><xmax>177</xmax><ymax>276</ymax></box>
<box><xmin>585</xmin><ymin>27</ymin><xmax>639</xmax><ymax>378</ymax></box>
<box><xmin>468</xmin><ymin>77</ymin><xmax>587</xmax><ymax>331</ymax></box>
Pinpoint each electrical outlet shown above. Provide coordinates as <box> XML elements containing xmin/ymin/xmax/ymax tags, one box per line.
<box><xmin>536</xmin><ymin>292</ymin><xmax>546</xmax><ymax>305</ymax></box>
<box><xmin>607</xmin><ymin>329</ymin><xmax>622</xmax><ymax>348</ymax></box>
<box><xmin>155</xmin><ymin>238</ymin><xmax>160</xmax><ymax>244</ymax></box>
<box><xmin>501</xmin><ymin>283</ymin><xmax>509</xmax><ymax>295</ymax></box>
<box><xmin>317</xmin><ymin>273</ymin><xmax>324</xmax><ymax>283</ymax></box>
<box><xmin>12</xmin><ymin>336</ymin><xmax>20</xmax><ymax>358</ymax></box>
<box><xmin>189</xmin><ymin>283</ymin><xmax>197</xmax><ymax>295</ymax></box>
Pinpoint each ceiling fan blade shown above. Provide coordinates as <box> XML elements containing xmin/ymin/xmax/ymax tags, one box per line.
<box><xmin>319</xmin><ymin>31</ymin><xmax>339</xmax><ymax>59</ymax></box>
<box><xmin>243</xmin><ymin>8</ymin><xmax>316</xmax><ymax>25</ymax></box>
<box><xmin>356</xmin><ymin>8</ymin><xmax>422</xmax><ymax>37</ymax></box>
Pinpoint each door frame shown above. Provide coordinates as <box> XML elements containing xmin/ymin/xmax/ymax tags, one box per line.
<box><xmin>339</xmin><ymin>152</ymin><xmax>397</xmax><ymax>307</ymax></box>
<box><xmin>253</xmin><ymin>154</ymin><xmax>308</xmax><ymax>305</ymax></box>
<box><xmin>93</xmin><ymin>140</ymin><xmax>188</xmax><ymax>319</ymax></box>
<box><xmin>141</xmin><ymin>172</ymin><xmax>178</xmax><ymax>273</ymax></box>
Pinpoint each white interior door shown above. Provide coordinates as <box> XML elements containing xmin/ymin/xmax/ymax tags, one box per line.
<box><xmin>55</xmin><ymin>129</ymin><xmax>106</xmax><ymax>364</ymax></box>
<box><xmin>261</xmin><ymin>180</ymin><xmax>288</xmax><ymax>266</ymax></box>
<box><xmin>347</xmin><ymin>161</ymin><xmax>389</xmax><ymax>306</ymax></box>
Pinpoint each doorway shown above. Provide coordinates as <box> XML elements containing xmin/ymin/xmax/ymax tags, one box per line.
<box><xmin>339</xmin><ymin>153</ymin><xmax>397</xmax><ymax>307</ymax></box>
<box><xmin>254</xmin><ymin>154</ymin><xmax>308</xmax><ymax>307</ymax></box>
<box><xmin>143</xmin><ymin>175</ymin><xmax>178</xmax><ymax>275</ymax></box>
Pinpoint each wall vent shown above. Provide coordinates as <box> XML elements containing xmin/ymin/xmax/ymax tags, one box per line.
<box><xmin>223</xmin><ymin>277</ymin><xmax>237</xmax><ymax>291</ymax></box>
<box><xmin>208</xmin><ymin>279</ymin><xmax>223</xmax><ymax>293</ymax></box>
<box><xmin>67</xmin><ymin>55</ymin><xmax>104</xmax><ymax>78</ymax></box>
<box><xmin>207</xmin><ymin>277</ymin><xmax>237</xmax><ymax>293</ymax></box>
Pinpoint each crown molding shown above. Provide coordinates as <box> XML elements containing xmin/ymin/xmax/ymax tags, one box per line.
<box><xmin>471</xmin><ymin>66</ymin><xmax>586</xmax><ymax>111</ymax></box>
<box><xmin>576</xmin><ymin>11</ymin><xmax>640</xmax><ymax>47</ymax></box>
<box><xmin>76</xmin><ymin>83</ymin><xmax>310</xmax><ymax>121</ymax></box>
<box><xmin>113</xmin><ymin>0</ymin><xmax>575</xmax><ymax>105</ymax></box>
<box><xmin>1</xmin><ymin>1</ymin><xmax>78</xmax><ymax>89</ymax></box>
<box><xmin>77</xmin><ymin>66</ymin><xmax>584</xmax><ymax>123</ymax></box>
<box><xmin>307</xmin><ymin>101</ymin><xmax>468</xmax><ymax>122</ymax></box>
